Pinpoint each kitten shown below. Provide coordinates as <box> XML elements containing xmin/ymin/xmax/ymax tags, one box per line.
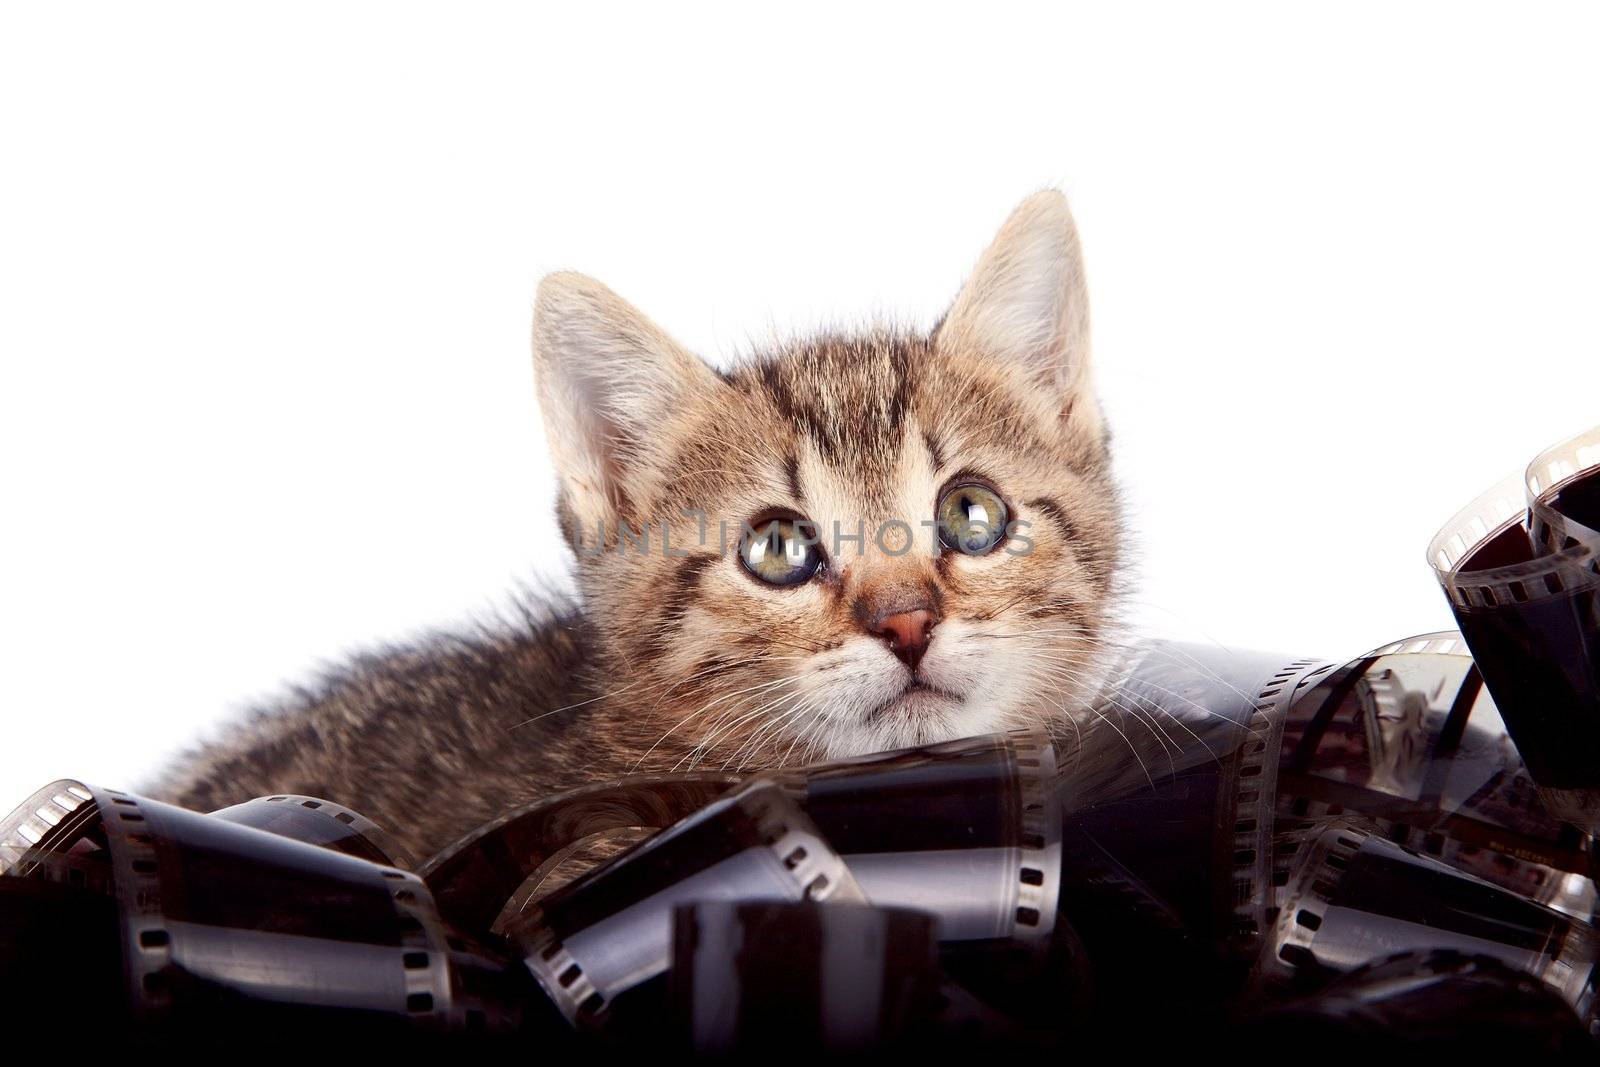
<box><xmin>151</xmin><ymin>191</ymin><xmax>1124</xmax><ymax>859</ymax></box>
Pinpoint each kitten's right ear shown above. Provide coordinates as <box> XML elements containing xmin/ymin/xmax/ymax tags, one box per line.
<box><xmin>936</xmin><ymin>190</ymin><xmax>1102</xmax><ymax>444</ymax></box>
<box><xmin>533</xmin><ymin>272</ymin><xmax>722</xmax><ymax>540</ymax></box>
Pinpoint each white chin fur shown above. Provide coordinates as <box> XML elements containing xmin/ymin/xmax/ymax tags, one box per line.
<box><xmin>783</xmin><ymin>620</ymin><xmax>1100</xmax><ymax>762</ymax></box>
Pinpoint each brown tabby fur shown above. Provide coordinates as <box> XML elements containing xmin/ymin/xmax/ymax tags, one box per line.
<box><xmin>151</xmin><ymin>191</ymin><xmax>1125</xmax><ymax>861</ymax></box>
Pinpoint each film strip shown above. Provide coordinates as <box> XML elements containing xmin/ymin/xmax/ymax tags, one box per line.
<box><xmin>3</xmin><ymin>672</ymin><xmax>1594</xmax><ymax>1048</ymax></box>
<box><xmin>0</xmin><ymin>779</ymin><xmax>115</xmax><ymax>897</ymax></box>
<box><xmin>1247</xmin><ymin>948</ymin><xmax>1597</xmax><ymax>1052</ymax></box>
<box><xmin>419</xmin><ymin>728</ymin><xmax>1067</xmax><ymax>1031</ymax></box>
<box><xmin>779</xmin><ymin>727</ymin><xmax>1063</xmax><ymax>952</ymax></box>
<box><xmin>1361</xmin><ymin>631</ymin><xmax>1471</xmax><ymax>658</ymax></box>
<box><xmin>1061</xmin><ymin>641</ymin><xmax>1299</xmax><ymax>808</ymax></box>
<box><xmin>117</xmin><ymin>787</ymin><xmax>454</xmax><ymax>1024</ymax></box>
<box><xmin>1427</xmin><ymin>447</ymin><xmax>1600</xmax><ymax>812</ymax></box>
<box><xmin>1219</xmin><ymin>656</ymin><xmax>1334</xmax><ymax>961</ymax></box>
<box><xmin>211</xmin><ymin>793</ymin><xmax>414</xmax><ymax>868</ymax></box>
<box><xmin>1254</xmin><ymin>821</ymin><xmax>1599</xmax><ymax>1025</ymax></box>
<box><xmin>1527</xmin><ymin>424</ymin><xmax>1600</xmax><ymax>553</ymax></box>
<box><xmin>1014</xmin><ymin>733</ymin><xmax>1061</xmax><ymax>945</ymax></box>
<box><xmin>1429</xmin><ymin>471</ymin><xmax>1600</xmax><ymax>611</ymax></box>
<box><xmin>670</xmin><ymin>901</ymin><xmax>948</xmax><ymax>1054</ymax></box>
<box><xmin>510</xmin><ymin>780</ymin><xmax>865</xmax><ymax>1027</ymax></box>
<box><xmin>1521</xmin><ymin>426</ymin><xmax>1600</xmax><ymax>824</ymax></box>
<box><xmin>101</xmin><ymin>787</ymin><xmax>173</xmax><ymax>1016</ymax></box>
<box><xmin>420</xmin><ymin>772</ymin><xmax>741</xmax><ymax>935</ymax></box>
<box><xmin>1255</xmin><ymin>821</ymin><xmax>1370</xmax><ymax>984</ymax></box>
<box><xmin>1427</xmin><ymin>446</ymin><xmax>1600</xmax><ymax>802</ymax></box>
<box><xmin>1275</xmin><ymin>636</ymin><xmax>1595</xmax><ymax>912</ymax></box>
<box><xmin>1044</xmin><ymin>641</ymin><xmax>1338</xmax><ymax>969</ymax></box>
<box><xmin>0</xmin><ymin>779</ymin><xmax>530</xmax><ymax>1036</ymax></box>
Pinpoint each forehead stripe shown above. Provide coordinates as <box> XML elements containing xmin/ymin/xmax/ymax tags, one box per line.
<box><xmin>783</xmin><ymin>452</ymin><xmax>803</xmax><ymax>504</ymax></box>
<box><xmin>922</xmin><ymin>428</ymin><xmax>945</xmax><ymax>473</ymax></box>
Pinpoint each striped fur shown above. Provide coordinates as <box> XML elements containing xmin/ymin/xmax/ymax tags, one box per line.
<box><xmin>152</xmin><ymin>191</ymin><xmax>1125</xmax><ymax>859</ymax></box>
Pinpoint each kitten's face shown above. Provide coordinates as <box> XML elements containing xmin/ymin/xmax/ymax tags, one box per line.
<box><xmin>534</xmin><ymin>192</ymin><xmax>1121</xmax><ymax>767</ymax></box>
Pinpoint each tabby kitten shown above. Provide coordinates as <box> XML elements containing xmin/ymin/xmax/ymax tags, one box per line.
<box><xmin>152</xmin><ymin>191</ymin><xmax>1124</xmax><ymax>859</ymax></box>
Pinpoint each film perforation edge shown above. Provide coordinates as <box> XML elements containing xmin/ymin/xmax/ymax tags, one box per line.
<box><xmin>1222</xmin><ymin>659</ymin><xmax>1333</xmax><ymax>960</ymax></box>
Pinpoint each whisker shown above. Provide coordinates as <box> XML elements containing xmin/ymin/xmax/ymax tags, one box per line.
<box><xmin>631</xmin><ymin>674</ymin><xmax>796</xmax><ymax>772</ymax></box>
<box><xmin>680</xmin><ymin>680</ymin><xmax>804</xmax><ymax>770</ymax></box>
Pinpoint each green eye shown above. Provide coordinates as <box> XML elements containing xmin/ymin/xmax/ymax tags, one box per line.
<box><xmin>739</xmin><ymin>516</ymin><xmax>822</xmax><ymax>586</ymax></box>
<box><xmin>937</xmin><ymin>482</ymin><xmax>1009</xmax><ymax>555</ymax></box>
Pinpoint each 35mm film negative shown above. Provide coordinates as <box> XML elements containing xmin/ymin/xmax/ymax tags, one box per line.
<box><xmin>1045</xmin><ymin>628</ymin><xmax>1600</xmax><ymax>1023</ymax></box>
<box><xmin>0</xmin><ymin>779</ymin><xmax>534</xmax><ymax>1040</ymax></box>
<box><xmin>777</xmin><ymin>727</ymin><xmax>1062</xmax><ymax>951</ymax></box>
<box><xmin>420</xmin><ymin>772</ymin><xmax>742</xmax><ymax>935</ymax></box>
<box><xmin>1244</xmin><ymin>949</ymin><xmax>1596</xmax><ymax>1056</ymax></box>
<box><xmin>1274</xmin><ymin>634</ymin><xmax>1594</xmax><ymax>913</ymax></box>
<box><xmin>415</xmin><ymin>728</ymin><xmax>1067</xmax><ymax>1033</ymax></box>
<box><xmin>430</xmin><ymin>729</ymin><xmax>1067</xmax><ymax>970</ymax></box>
<box><xmin>1253</xmin><ymin>821</ymin><xmax>1598</xmax><ymax>1027</ymax></box>
<box><xmin>1428</xmin><ymin>424</ymin><xmax>1600</xmax><ymax>799</ymax></box>
<box><xmin>6</xmin><ymin>610</ymin><xmax>1599</xmax><ymax>1050</ymax></box>
<box><xmin>1041</xmin><ymin>641</ymin><xmax>1337</xmax><ymax>1008</ymax></box>
<box><xmin>669</xmin><ymin>901</ymin><xmax>948</xmax><ymax>1054</ymax></box>
<box><xmin>211</xmin><ymin>792</ymin><xmax>415</xmax><ymax>869</ymax></box>
<box><xmin>509</xmin><ymin>780</ymin><xmax>865</xmax><ymax>1027</ymax></box>
<box><xmin>1528</xmin><ymin>424</ymin><xmax>1600</xmax><ymax>553</ymax></box>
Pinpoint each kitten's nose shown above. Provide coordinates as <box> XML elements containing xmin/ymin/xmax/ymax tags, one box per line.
<box><xmin>873</xmin><ymin>609</ymin><xmax>937</xmax><ymax>670</ymax></box>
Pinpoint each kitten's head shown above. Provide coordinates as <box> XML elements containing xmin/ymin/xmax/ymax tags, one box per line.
<box><xmin>533</xmin><ymin>191</ymin><xmax>1121</xmax><ymax>767</ymax></box>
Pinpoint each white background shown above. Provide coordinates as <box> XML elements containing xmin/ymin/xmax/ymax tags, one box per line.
<box><xmin>3</xmin><ymin>3</ymin><xmax>1597</xmax><ymax>803</ymax></box>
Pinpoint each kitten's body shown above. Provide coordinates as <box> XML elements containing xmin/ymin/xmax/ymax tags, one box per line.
<box><xmin>155</xmin><ymin>602</ymin><xmax>615</xmax><ymax>860</ymax></box>
<box><xmin>152</xmin><ymin>193</ymin><xmax>1125</xmax><ymax>860</ymax></box>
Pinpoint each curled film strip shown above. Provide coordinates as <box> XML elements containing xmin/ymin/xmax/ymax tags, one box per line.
<box><xmin>671</xmin><ymin>901</ymin><xmax>949</xmax><ymax>1054</ymax></box>
<box><xmin>1361</xmin><ymin>631</ymin><xmax>1472</xmax><ymax>658</ymax></box>
<box><xmin>1527</xmin><ymin>423</ymin><xmax>1600</xmax><ymax>553</ymax></box>
<box><xmin>210</xmin><ymin>792</ymin><xmax>414</xmax><ymax>869</ymax></box>
<box><xmin>1427</xmin><ymin>465</ymin><xmax>1600</xmax><ymax>803</ymax></box>
<box><xmin>1429</xmin><ymin>470</ymin><xmax>1600</xmax><ymax>612</ymax></box>
<box><xmin>0</xmin><ymin>779</ymin><xmax>115</xmax><ymax>897</ymax></box>
<box><xmin>1274</xmin><ymin>639</ymin><xmax>1594</xmax><ymax>915</ymax></box>
<box><xmin>423</xmin><ymin>729</ymin><xmax>1067</xmax><ymax>967</ymax></box>
<box><xmin>419</xmin><ymin>772</ymin><xmax>741</xmax><ymax>936</ymax></box>
<box><xmin>779</xmin><ymin>727</ymin><xmax>1063</xmax><ymax>953</ymax></box>
<box><xmin>1254</xmin><ymin>821</ymin><xmax>1598</xmax><ymax>1026</ymax></box>
<box><xmin>1219</xmin><ymin>655</ymin><xmax>1334</xmax><ymax>964</ymax></box>
<box><xmin>0</xmin><ymin>780</ymin><xmax>530</xmax><ymax>1035</ymax></box>
<box><xmin>509</xmin><ymin>779</ymin><xmax>864</xmax><ymax>1027</ymax></box>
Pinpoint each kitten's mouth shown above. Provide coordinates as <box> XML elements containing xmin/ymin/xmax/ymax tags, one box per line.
<box><xmin>866</xmin><ymin>679</ymin><xmax>963</xmax><ymax>724</ymax></box>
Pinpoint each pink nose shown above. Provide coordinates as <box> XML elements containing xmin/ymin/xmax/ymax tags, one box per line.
<box><xmin>873</xmin><ymin>609</ymin><xmax>936</xmax><ymax>670</ymax></box>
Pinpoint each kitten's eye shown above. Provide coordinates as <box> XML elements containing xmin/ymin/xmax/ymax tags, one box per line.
<box><xmin>738</xmin><ymin>516</ymin><xmax>822</xmax><ymax>586</ymax></box>
<box><xmin>937</xmin><ymin>483</ymin><xmax>1009</xmax><ymax>555</ymax></box>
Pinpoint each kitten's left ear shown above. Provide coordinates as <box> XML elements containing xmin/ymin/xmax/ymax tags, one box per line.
<box><xmin>533</xmin><ymin>271</ymin><xmax>724</xmax><ymax>538</ymax></box>
<box><xmin>936</xmin><ymin>190</ymin><xmax>1102</xmax><ymax>442</ymax></box>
